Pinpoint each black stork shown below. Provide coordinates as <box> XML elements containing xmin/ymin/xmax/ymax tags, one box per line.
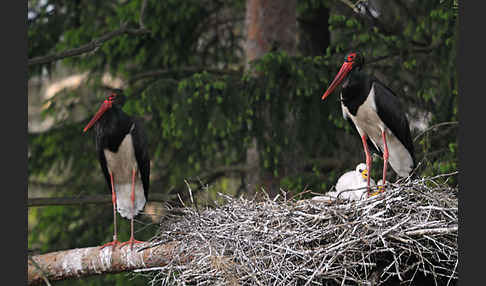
<box><xmin>321</xmin><ymin>52</ymin><xmax>415</xmax><ymax>196</ymax></box>
<box><xmin>83</xmin><ymin>90</ymin><xmax>150</xmax><ymax>250</ymax></box>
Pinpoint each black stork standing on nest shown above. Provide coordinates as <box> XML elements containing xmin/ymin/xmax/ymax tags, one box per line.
<box><xmin>321</xmin><ymin>52</ymin><xmax>415</xmax><ymax>196</ymax></box>
<box><xmin>83</xmin><ymin>90</ymin><xmax>150</xmax><ymax>250</ymax></box>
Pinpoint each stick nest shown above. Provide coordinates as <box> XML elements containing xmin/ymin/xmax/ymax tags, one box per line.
<box><xmin>145</xmin><ymin>174</ymin><xmax>458</xmax><ymax>285</ymax></box>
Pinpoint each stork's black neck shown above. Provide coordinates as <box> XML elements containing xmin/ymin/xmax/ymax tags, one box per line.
<box><xmin>94</xmin><ymin>107</ymin><xmax>133</xmax><ymax>152</ymax></box>
<box><xmin>340</xmin><ymin>70</ymin><xmax>373</xmax><ymax>116</ymax></box>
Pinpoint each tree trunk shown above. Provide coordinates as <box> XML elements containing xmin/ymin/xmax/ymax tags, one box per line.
<box><xmin>244</xmin><ymin>0</ymin><xmax>297</xmax><ymax>195</ymax></box>
<box><xmin>28</xmin><ymin>241</ymin><xmax>189</xmax><ymax>285</ymax></box>
<box><xmin>245</xmin><ymin>0</ymin><xmax>297</xmax><ymax>63</ymax></box>
<box><xmin>298</xmin><ymin>5</ymin><xmax>330</xmax><ymax>56</ymax></box>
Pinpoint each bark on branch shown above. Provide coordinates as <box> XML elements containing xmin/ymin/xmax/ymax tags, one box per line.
<box><xmin>405</xmin><ymin>226</ymin><xmax>458</xmax><ymax>236</ymax></box>
<box><xmin>28</xmin><ymin>25</ymin><xmax>150</xmax><ymax>67</ymax></box>
<box><xmin>28</xmin><ymin>241</ymin><xmax>190</xmax><ymax>285</ymax></box>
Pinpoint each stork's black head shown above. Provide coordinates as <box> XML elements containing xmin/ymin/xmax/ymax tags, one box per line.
<box><xmin>106</xmin><ymin>90</ymin><xmax>126</xmax><ymax>107</ymax></box>
<box><xmin>83</xmin><ymin>90</ymin><xmax>126</xmax><ymax>132</ymax></box>
<box><xmin>321</xmin><ymin>52</ymin><xmax>365</xmax><ymax>100</ymax></box>
<box><xmin>344</xmin><ymin>52</ymin><xmax>364</xmax><ymax>68</ymax></box>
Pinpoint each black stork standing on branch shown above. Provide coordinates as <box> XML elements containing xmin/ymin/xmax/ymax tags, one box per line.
<box><xmin>83</xmin><ymin>90</ymin><xmax>150</xmax><ymax>250</ymax></box>
<box><xmin>321</xmin><ymin>52</ymin><xmax>415</xmax><ymax>196</ymax></box>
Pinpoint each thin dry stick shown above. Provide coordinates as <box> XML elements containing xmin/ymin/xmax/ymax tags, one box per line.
<box><xmin>413</xmin><ymin>121</ymin><xmax>458</xmax><ymax>142</ymax></box>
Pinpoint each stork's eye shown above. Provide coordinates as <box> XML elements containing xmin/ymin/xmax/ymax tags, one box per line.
<box><xmin>345</xmin><ymin>53</ymin><xmax>356</xmax><ymax>63</ymax></box>
<box><xmin>107</xmin><ymin>93</ymin><xmax>117</xmax><ymax>101</ymax></box>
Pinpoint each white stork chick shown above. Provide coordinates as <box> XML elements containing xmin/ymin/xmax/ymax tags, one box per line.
<box><xmin>333</xmin><ymin>163</ymin><xmax>376</xmax><ymax>200</ymax></box>
<box><xmin>312</xmin><ymin>163</ymin><xmax>375</xmax><ymax>202</ymax></box>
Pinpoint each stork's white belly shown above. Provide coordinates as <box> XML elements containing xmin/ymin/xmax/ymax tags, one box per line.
<box><xmin>104</xmin><ymin>134</ymin><xmax>146</xmax><ymax>219</ymax></box>
<box><xmin>342</xmin><ymin>88</ymin><xmax>414</xmax><ymax>177</ymax></box>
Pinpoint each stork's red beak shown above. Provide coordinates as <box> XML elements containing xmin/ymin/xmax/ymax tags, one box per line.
<box><xmin>321</xmin><ymin>61</ymin><xmax>354</xmax><ymax>100</ymax></box>
<box><xmin>83</xmin><ymin>100</ymin><xmax>112</xmax><ymax>132</ymax></box>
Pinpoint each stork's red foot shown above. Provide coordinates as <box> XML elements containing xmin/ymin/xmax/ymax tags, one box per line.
<box><xmin>99</xmin><ymin>239</ymin><xmax>121</xmax><ymax>249</ymax></box>
<box><xmin>119</xmin><ymin>237</ymin><xmax>144</xmax><ymax>250</ymax></box>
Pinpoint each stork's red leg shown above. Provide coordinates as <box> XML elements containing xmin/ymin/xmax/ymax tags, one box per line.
<box><xmin>100</xmin><ymin>172</ymin><xmax>120</xmax><ymax>249</ymax></box>
<box><xmin>119</xmin><ymin>169</ymin><xmax>144</xmax><ymax>250</ymax></box>
<box><xmin>360</xmin><ymin>134</ymin><xmax>372</xmax><ymax>196</ymax></box>
<box><xmin>381</xmin><ymin>130</ymin><xmax>389</xmax><ymax>192</ymax></box>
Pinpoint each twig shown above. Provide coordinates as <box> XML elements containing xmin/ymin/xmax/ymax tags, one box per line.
<box><xmin>413</xmin><ymin>121</ymin><xmax>459</xmax><ymax>142</ymax></box>
<box><xmin>28</xmin><ymin>24</ymin><xmax>150</xmax><ymax>67</ymax></box>
<box><xmin>129</xmin><ymin>67</ymin><xmax>241</xmax><ymax>84</ymax></box>
<box><xmin>184</xmin><ymin>179</ymin><xmax>195</xmax><ymax>207</ymax></box>
<box><xmin>139</xmin><ymin>0</ymin><xmax>148</xmax><ymax>29</ymax></box>
<box><xmin>28</xmin><ymin>193</ymin><xmax>167</xmax><ymax>207</ymax></box>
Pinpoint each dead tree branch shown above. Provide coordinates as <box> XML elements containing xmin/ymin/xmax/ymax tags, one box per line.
<box><xmin>29</xmin><ymin>0</ymin><xmax>152</xmax><ymax>68</ymax></box>
<box><xmin>27</xmin><ymin>241</ymin><xmax>190</xmax><ymax>286</ymax></box>
<box><xmin>28</xmin><ymin>24</ymin><xmax>150</xmax><ymax>67</ymax></box>
<box><xmin>129</xmin><ymin>67</ymin><xmax>242</xmax><ymax>84</ymax></box>
<box><xmin>139</xmin><ymin>0</ymin><xmax>148</xmax><ymax>29</ymax></box>
<box><xmin>28</xmin><ymin>193</ymin><xmax>167</xmax><ymax>207</ymax></box>
<box><xmin>413</xmin><ymin>121</ymin><xmax>458</xmax><ymax>142</ymax></box>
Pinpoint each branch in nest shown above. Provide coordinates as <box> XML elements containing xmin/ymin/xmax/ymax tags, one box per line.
<box><xmin>405</xmin><ymin>226</ymin><xmax>458</xmax><ymax>236</ymax></box>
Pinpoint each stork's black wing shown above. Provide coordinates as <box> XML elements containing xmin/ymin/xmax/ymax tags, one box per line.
<box><xmin>130</xmin><ymin>118</ymin><xmax>150</xmax><ymax>199</ymax></box>
<box><xmin>96</xmin><ymin>139</ymin><xmax>113</xmax><ymax>193</ymax></box>
<box><xmin>372</xmin><ymin>79</ymin><xmax>416</xmax><ymax>166</ymax></box>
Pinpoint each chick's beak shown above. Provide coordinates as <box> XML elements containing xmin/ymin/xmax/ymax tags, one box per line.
<box><xmin>361</xmin><ymin>169</ymin><xmax>368</xmax><ymax>180</ymax></box>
